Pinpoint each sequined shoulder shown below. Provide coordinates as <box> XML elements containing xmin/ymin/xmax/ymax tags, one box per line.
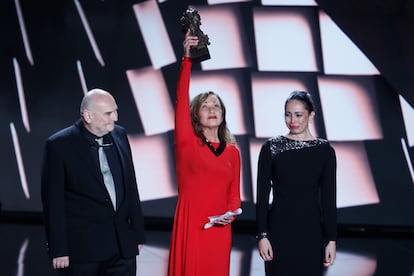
<box><xmin>268</xmin><ymin>135</ymin><xmax>328</xmax><ymax>158</ymax></box>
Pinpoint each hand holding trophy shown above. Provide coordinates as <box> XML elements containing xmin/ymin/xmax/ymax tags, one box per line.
<box><xmin>180</xmin><ymin>7</ymin><xmax>211</xmax><ymax>62</ymax></box>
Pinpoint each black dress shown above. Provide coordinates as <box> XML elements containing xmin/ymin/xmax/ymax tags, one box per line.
<box><xmin>256</xmin><ymin>136</ymin><xmax>337</xmax><ymax>276</ymax></box>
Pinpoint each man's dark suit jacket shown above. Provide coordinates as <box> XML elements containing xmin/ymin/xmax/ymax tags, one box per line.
<box><xmin>41</xmin><ymin>119</ymin><xmax>145</xmax><ymax>263</ymax></box>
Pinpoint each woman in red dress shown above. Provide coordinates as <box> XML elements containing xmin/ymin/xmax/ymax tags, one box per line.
<box><xmin>168</xmin><ymin>33</ymin><xmax>241</xmax><ymax>276</ymax></box>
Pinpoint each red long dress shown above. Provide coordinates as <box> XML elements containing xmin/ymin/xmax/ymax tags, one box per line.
<box><xmin>168</xmin><ymin>57</ymin><xmax>241</xmax><ymax>276</ymax></box>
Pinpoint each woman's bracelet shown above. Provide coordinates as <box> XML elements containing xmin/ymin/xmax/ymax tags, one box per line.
<box><xmin>255</xmin><ymin>232</ymin><xmax>268</xmax><ymax>240</ymax></box>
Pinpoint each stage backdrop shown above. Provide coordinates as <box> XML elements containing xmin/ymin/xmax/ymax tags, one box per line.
<box><xmin>1</xmin><ymin>0</ymin><xmax>413</xmax><ymax>227</ymax></box>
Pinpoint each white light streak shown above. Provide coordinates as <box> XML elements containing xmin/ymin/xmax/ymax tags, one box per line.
<box><xmin>399</xmin><ymin>95</ymin><xmax>414</xmax><ymax>147</ymax></box>
<box><xmin>17</xmin><ymin>238</ymin><xmax>29</xmax><ymax>276</ymax></box>
<box><xmin>401</xmin><ymin>138</ymin><xmax>414</xmax><ymax>186</ymax></box>
<box><xmin>10</xmin><ymin>122</ymin><xmax>30</xmax><ymax>199</ymax></box>
<box><xmin>74</xmin><ymin>0</ymin><xmax>105</xmax><ymax>66</ymax></box>
<box><xmin>13</xmin><ymin>58</ymin><xmax>30</xmax><ymax>133</ymax></box>
<box><xmin>14</xmin><ymin>0</ymin><xmax>34</xmax><ymax>65</ymax></box>
<box><xmin>76</xmin><ymin>60</ymin><xmax>88</xmax><ymax>95</ymax></box>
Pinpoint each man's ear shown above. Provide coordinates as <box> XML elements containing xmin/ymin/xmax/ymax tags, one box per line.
<box><xmin>82</xmin><ymin>110</ymin><xmax>92</xmax><ymax>123</ymax></box>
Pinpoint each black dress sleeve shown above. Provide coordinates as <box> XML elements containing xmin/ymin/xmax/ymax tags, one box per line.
<box><xmin>321</xmin><ymin>144</ymin><xmax>337</xmax><ymax>241</ymax></box>
<box><xmin>256</xmin><ymin>140</ymin><xmax>272</xmax><ymax>234</ymax></box>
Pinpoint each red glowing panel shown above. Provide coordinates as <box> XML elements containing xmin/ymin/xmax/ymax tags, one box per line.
<box><xmin>196</xmin><ymin>5</ymin><xmax>251</xmax><ymax>70</ymax></box>
<box><xmin>249</xmin><ymin>139</ymin><xmax>262</xmax><ymax>204</ymax></box>
<box><xmin>253</xmin><ymin>8</ymin><xmax>318</xmax><ymax>72</ymax></box>
<box><xmin>319</xmin><ymin>11</ymin><xmax>379</xmax><ymax>75</ymax></box>
<box><xmin>333</xmin><ymin>142</ymin><xmax>379</xmax><ymax>208</ymax></box>
<box><xmin>318</xmin><ymin>76</ymin><xmax>383</xmax><ymax>141</ymax></box>
<box><xmin>126</xmin><ymin>67</ymin><xmax>174</xmax><ymax>136</ymax></box>
<box><xmin>132</xmin><ymin>0</ymin><xmax>176</xmax><ymax>69</ymax></box>
<box><xmin>129</xmin><ymin>134</ymin><xmax>176</xmax><ymax>201</ymax></box>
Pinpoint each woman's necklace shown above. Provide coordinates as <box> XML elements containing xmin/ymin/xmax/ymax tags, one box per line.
<box><xmin>203</xmin><ymin>138</ymin><xmax>226</xmax><ymax>156</ymax></box>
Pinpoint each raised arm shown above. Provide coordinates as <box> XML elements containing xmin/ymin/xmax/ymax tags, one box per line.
<box><xmin>175</xmin><ymin>32</ymin><xmax>199</xmax><ymax>145</ymax></box>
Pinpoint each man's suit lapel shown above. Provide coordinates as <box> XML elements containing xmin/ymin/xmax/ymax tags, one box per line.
<box><xmin>110</xmin><ymin>131</ymin><xmax>130</xmax><ymax>210</ymax></box>
<box><xmin>110</xmin><ymin>131</ymin><xmax>129</xmax><ymax>173</ymax></box>
<box><xmin>71</xmin><ymin>123</ymin><xmax>106</xmax><ymax>189</ymax></box>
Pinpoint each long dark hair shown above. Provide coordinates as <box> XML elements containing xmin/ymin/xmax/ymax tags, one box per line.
<box><xmin>190</xmin><ymin>91</ymin><xmax>236</xmax><ymax>145</ymax></box>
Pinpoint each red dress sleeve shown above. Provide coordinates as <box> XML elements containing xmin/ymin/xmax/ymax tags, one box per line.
<box><xmin>175</xmin><ymin>57</ymin><xmax>195</xmax><ymax>146</ymax></box>
<box><xmin>228</xmin><ymin>146</ymin><xmax>241</xmax><ymax>211</ymax></box>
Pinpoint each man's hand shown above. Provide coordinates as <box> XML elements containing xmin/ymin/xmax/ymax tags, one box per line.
<box><xmin>53</xmin><ymin>256</ymin><xmax>69</xmax><ymax>269</ymax></box>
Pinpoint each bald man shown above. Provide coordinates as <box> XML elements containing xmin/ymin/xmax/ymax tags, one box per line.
<box><xmin>41</xmin><ymin>89</ymin><xmax>145</xmax><ymax>275</ymax></box>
